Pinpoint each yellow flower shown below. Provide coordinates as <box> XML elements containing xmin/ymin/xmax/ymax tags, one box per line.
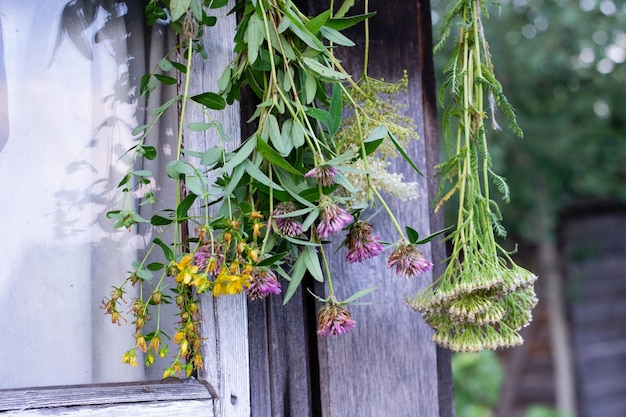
<box><xmin>250</xmin><ymin>210</ymin><xmax>264</xmax><ymax>220</ymax></box>
<box><xmin>252</xmin><ymin>222</ymin><xmax>265</xmax><ymax>237</ymax></box>
<box><xmin>212</xmin><ymin>264</ymin><xmax>248</xmax><ymax>296</ymax></box>
<box><xmin>173</xmin><ymin>331</ymin><xmax>185</xmax><ymax>344</ymax></box>
<box><xmin>136</xmin><ymin>335</ymin><xmax>148</xmax><ymax>352</ymax></box>
<box><xmin>173</xmin><ymin>255</ymin><xmax>200</xmax><ymax>285</ymax></box>
<box><xmin>122</xmin><ymin>349</ymin><xmax>138</xmax><ymax>367</ymax></box>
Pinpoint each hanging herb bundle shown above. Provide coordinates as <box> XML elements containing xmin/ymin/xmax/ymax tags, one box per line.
<box><xmin>408</xmin><ymin>0</ymin><xmax>538</xmax><ymax>351</ymax></box>
<box><xmin>102</xmin><ymin>0</ymin><xmax>441</xmax><ymax>378</ymax></box>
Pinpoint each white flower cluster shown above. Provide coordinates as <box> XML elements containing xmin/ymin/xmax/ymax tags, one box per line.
<box><xmin>345</xmin><ymin>157</ymin><xmax>419</xmax><ymax>206</ymax></box>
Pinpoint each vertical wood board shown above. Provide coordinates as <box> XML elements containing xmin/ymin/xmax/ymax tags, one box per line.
<box><xmin>183</xmin><ymin>2</ymin><xmax>251</xmax><ymax>416</ymax></box>
<box><xmin>311</xmin><ymin>0</ymin><xmax>445</xmax><ymax>416</ymax></box>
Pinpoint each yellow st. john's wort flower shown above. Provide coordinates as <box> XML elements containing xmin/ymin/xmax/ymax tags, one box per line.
<box><xmin>212</xmin><ymin>262</ymin><xmax>251</xmax><ymax>296</ymax></box>
<box><xmin>173</xmin><ymin>255</ymin><xmax>200</xmax><ymax>285</ymax></box>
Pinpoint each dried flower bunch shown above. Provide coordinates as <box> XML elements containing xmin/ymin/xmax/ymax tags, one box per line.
<box><xmin>408</xmin><ymin>0</ymin><xmax>537</xmax><ymax>351</ymax></box>
<box><xmin>102</xmin><ymin>0</ymin><xmax>440</xmax><ymax>378</ymax></box>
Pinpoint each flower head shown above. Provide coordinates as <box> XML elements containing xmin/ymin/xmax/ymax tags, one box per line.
<box><xmin>317</xmin><ymin>198</ymin><xmax>353</xmax><ymax>238</ymax></box>
<box><xmin>173</xmin><ymin>254</ymin><xmax>200</xmax><ymax>285</ymax></box>
<box><xmin>272</xmin><ymin>201</ymin><xmax>303</xmax><ymax>237</ymax></box>
<box><xmin>193</xmin><ymin>242</ymin><xmax>223</xmax><ymax>276</ymax></box>
<box><xmin>345</xmin><ymin>221</ymin><xmax>384</xmax><ymax>263</ymax></box>
<box><xmin>212</xmin><ymin>262</ymin><xmax>250</xmax><ymax>297</ymax></box>
<box><xmin>305</xmin><ymin>165</ymin><xmax>338</xmax><ymax>187</ymax></box>
<box><xmin>247</xmin><ymin>268</ymin><xmax>281</xmax><ymax>300</ymax></box>
<box><xmin>387</xmin><ymin>241</ymin><xmax>433</xmax><ymax>277</ymax></box>
<box><xmin>316</xmin><ymin>300</ymin><xmax>356</xmax><ymax>337</ymax></box>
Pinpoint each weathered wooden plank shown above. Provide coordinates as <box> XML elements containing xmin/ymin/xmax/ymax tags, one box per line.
<box><xmin>418</xmin><ymin>0</ymin><xmax>455</xmax><ymax>413</ymax></box>
<box><xmin>0</xmin><ymin>400</ymin><xmax>213</xmax><ymax>417</ymax></box>
<box><xmin>310</xmin><ymin>0</ymin><xmax>447</xmax><ymax>416</ymax></box>
<box><xmin>247</xmin><ymin>284</ymin><xmax>318</xmax><ymax>417</ymax></box>
<box><xmin>0</xmin><ymin>381</ymin><xmax>212</xmax><ymax>412</ymax></box>
<box><xmin>562</xmin><ymin>206</ymin><xmax>626</xmax><ymax>417</ymax></box>
<box><xmin>182</xmin><ymin>2</ymin><xmax>251</xmax><ymax>416</ymax></box>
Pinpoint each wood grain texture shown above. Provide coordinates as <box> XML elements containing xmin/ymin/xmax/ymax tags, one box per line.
<box><xmin>183</xmin><ymin>2</ymin><xmax>251</xmax><ymax>416</ymax></box>
<box><xmin>308</xmin><ymin>0</ymin><xmax>447</xmax><ymax>416</ymax></box>
<box><xmin>247</xmin><ymin>281</ymin><xmax>319</xmax><ymax>417</ymax></box>
<box><xmin>1</xmin><ymin>400</ymin><xmax>213</xmax><ymax>417</ymax></box>
<box><xmin>561</xmin><ymin>206</ymin><xmax>626</xmax><ymax>417</ymax></box>
<box><xmin>0</xmin><ymin>380</ymin><xmax>212</xmax><ymax>412</ymax></box>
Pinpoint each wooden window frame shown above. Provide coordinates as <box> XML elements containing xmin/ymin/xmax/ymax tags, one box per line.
<box><xmin>0</xmin><ymin>4</ymin><xmax>249</xmax><ymax>416</ymax></box>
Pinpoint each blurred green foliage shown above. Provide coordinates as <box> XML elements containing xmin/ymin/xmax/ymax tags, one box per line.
<box><xmin>431</xmin><ymin>0</ymin><xmax>626</xmax><ymax>241</ymax></box>
<box><xmin>452</xmin><ymin>351</ymin><xmax>503</xmax><ymax>417</ymax></box>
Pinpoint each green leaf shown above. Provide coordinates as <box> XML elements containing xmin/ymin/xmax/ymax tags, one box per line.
<box><xmin>221</xmin><ymin>135</ymin><xmax>257</xmax><ymax>174</ymax></box>
<box><xmin>304</xmin><ymin>72</ymin><xmax>317</xmax><ymax>104</ymax></box>
<box><xmin>334</xmin><ymin>0</ymin><xmax>356</xmax><ymax>19</ymax></box>
<box><xmin>243</xmin><ymin>159</ymin><xmax>284</xmax><ymax>191</ymax></box>
<box><xmin>405</xmin><ymin>226</ymin><xmax>420</xmax><ymax>244</ymax></box>
<box><xmin>302</xmin><ymin>246</ymin><xmax>324</xmax><ymax>282</ymax></box>
<box><xmin>209</xmin><ymin>0</ymin><xmax>228</xmax><ymax>8</ymax></box>
<box><xmin>199</xmin><ymin>146</ymin><xmax>224</xmax><ymax>166</ymax></box>
<box><xmin>135</xmin><ymin>267</ymin><xmax>153</xmax><ymax>281</ymax></box>
<box><xmin>153</xmin><ymin>238</ymin><xmax>175</xmax><ymax>262</ymax></box>
<box><xmin>415</xmin><ymin>225</ymin><xmax>453</xmax><ymax>245</ymax></box>
<box><xmin>284</xmin><ymin>9</ymin><xmax>326</xmax><ymax>51</ymax></box>
<box><xmin>186</xmin><ymin>175</ymin><xmax>208</xmax><ymax>197</ymax></box>
<box><xmin>131</xmin><ymin>170</ymin><xmax>152</xmax><ymax>177</ymax></box>
<box><xmin>305</xmin><ymin>108</ymin><xmax>331</xmax><ymax>127</ymax></box>
<box><xmin>158</xmin><ymin>58</ymin><xmax>175</xmax><ymax>72</ymax></box>
<box><xmin>149</xmin><ymin>95</ymin><xmax>182</xmax><ymax>115</ymax></box>
<box><xmin>302</xmin><ymin>57</ymin><xmax>348</xmax><ymax>81</ymax></box>
<box><xmin>268</xmin><ymin>114</ymin><xmax>291</xmax><ymax>156</ymax></box>
<box><xmin>301</xmin><ymin>208</ymin><xmax>320</xmax><ymax>231</ymax></box>
<box><xmin>340</xmin><ymin>286</ymin><xmax>378</xmax><ymax>305</ymax></box>
<box><xmin>222</xmin><ymin>163</ymin><xmax>246</xmax><ymax>197</ymax></box>
<box><xmin>190</xmin><ymin>92</ymin><xmax>226</xmax><ymax>110</ymax></box>
<box><xmin>188</xmin><ymin>122</ymin><xmax>213</xmax><ymax>131</ymax></box>
<box><xmin>189</xmin><ymin>0</ymin><xmax>203</xmax><ymax>20</ymax></box>
<box><xmin>387</xmin><ymin>130</ymin><xmax>424</xmax><ymax>176</ymax></box>
<box><xmin>132</xmin><ymin>124</ymin><xmax>149</xmax><ymax>136</ymax></box>
<box><xmin>257</xmin><ymin>252</ymin><xmax>288</xmax><ymax>267</ymax></box>
<box><xmin>283</xmin><ymin>253</ymin><xmax>307</xmax><ymax>304</ymax></box>
<box><xmin>326</xmin><ymin>12</ymin><xmax>375</xmax><ymax>30</ymax></box>
<box><xmin>147</xmin><ymin>262</ymin><xmax>165</xmax><ymax>271</ymax></box>
<box><xmin>151</xmin><ymin>214</ymin><xmax>174</xmax><ymax>226</ymax></box>
<box><xmin>273</xmin><ymin>206</ymin><xmax>315</xmax><ymax>218</ymax></box>
<box><xmin>169</xmin><ymin>0</ymin><xmax>192</xmax><ymax>21</ymax></box>
<box><xmin>166</xmin><ymin>160</ymin><xmax>197</xmax><ymax>179</ymax></box>
<box><xmin>140</xmin><ymin>145</ymin><xmax>157</xmax><ymax>160</ymax></box>
<box><xmin>217</xmin><ymin>66</ymin><xmax>231</xmax><ymax>92</ymax></box>
<box><xmin>256</xmin><ymin>136</ymin><xmax>302</xmax><ymax>175</ymax></box>
<box><xmin>305</xmin><ymin>9</ymin><xmax>331</xmax><ymax>34</ymax></box>
<box><xmin>154</xmin><ymin>74</ymin><xmax>177</xmax><ymax>85</ymax></box>
<box><xmin>320</xmin><ymin>26</ymin><xmax>355</xmax><ymax>47</ymax></box>
<box><xmin>117</xmin><ymin>174</ymin><xmax>130</xmax><ymax>187</ymax></box>
<box><xmin>176</xmin><ymin>193</ymin><xmax>197</xmax><ymax>220</ymax></box>
<box><xmin>246</xmin><ymin>13</ymin><xmax>265</xmax><ymax>65</ymax></box>
<box><xmin>290</xmin><ymin>119</ymin><xmax>305</xmax><ymax>148</ymax></box>
<box><xmin>329</xmin><ymin>83</ymin><xmax>343</xmax><ymax>136</ymax></box>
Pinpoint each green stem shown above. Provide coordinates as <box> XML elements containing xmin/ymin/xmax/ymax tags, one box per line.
<box><xmin>319</xmin><ymin>244</ymin><xmax>335</xmax><ymax>295</ymax></box>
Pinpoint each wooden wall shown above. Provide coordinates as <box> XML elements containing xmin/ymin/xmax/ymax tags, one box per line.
<box><xmin>246</xmin><ymin>0</ymin><xmax>453</xmax><ymax>416</ymax></box>
<box><xmin>561</xmin><ymin>203</ymin><xmax>626</xmax><ymax>417</ymax></box>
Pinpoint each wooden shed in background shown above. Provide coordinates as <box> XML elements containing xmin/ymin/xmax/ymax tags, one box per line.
<box><xmin>495</xmin><ymin>201</ymin><xmax>626</xmax><ymax>417</ymax></box>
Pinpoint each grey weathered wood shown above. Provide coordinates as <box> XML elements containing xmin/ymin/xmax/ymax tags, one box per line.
<box><xmin>562</xmin><ymin>204</ymin><xmax>626</xmax><ymax>417</ymax></box>
<box><xmin>1</xmin><ymin>401</ymin><xmax>212</xmax><ymax>417</ymax></box>
<box><xmin>418</xmin><ymin>0</ymin><xmax>455</xmax><ymax>413</ymax></box>
<box><xmin>311</xmin><ymin>0</ymin><xmax>448</xmax><ymax>416</ymax></box>
<box><xmin>183</xmin><ymin>3</ymin><xmax>251</xmax><ymax>416</ymax></box>
<box><xmin>0</xmin><ymin>380</ymin><xmax>212</xmax><ymax>412</ymax></box>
